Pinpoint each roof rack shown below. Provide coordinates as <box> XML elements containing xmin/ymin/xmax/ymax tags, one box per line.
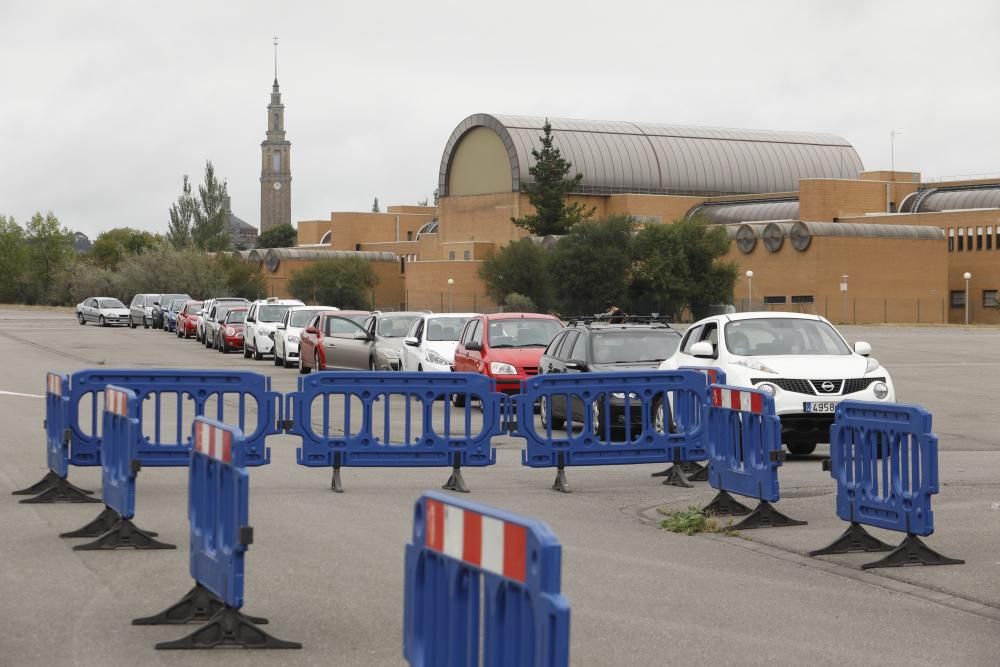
<box><xmin>564</xmin><ymin>315</ymin><xmax>674</xmax><ymax>328</ymax></box>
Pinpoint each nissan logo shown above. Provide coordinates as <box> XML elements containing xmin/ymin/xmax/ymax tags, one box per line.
<box><xmin>821</xmin><ymin>381</ymin><xmax>835</xmax><ymax>392</ymax></box>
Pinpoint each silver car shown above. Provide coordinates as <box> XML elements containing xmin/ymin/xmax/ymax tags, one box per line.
<box><xmin>76</xmin><ymin>297</ymin><xmax>130</xmax><ymax>327</ymax></box>
<box><xmin>128</xmin><ymin>293</ymin><xmax>160</xmax><ymax>329</ymax></box>
<box><xmin>361</xmin><ymin>311</ymin><xmax>423</xmax><ymax>370</ymax></box>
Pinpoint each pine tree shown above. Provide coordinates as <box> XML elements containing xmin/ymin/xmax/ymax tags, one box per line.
<box><xmin>190</xmin><ymin>161</ymin><xmax>231</xmax><ymax>252</ymax></box>
<box><xmin>512</xmin><ymin>120</ymin><xmax>595</xmax><ymax>236</ymax></box>
<box><xmin>167</xmin><ymin>175</ymin><xmax>195</xmax><ymax>249</ymax></box>
<box><xmin>372</xmin><ymin>197</ymin><xmax>380</xmax><ymax>213</ymax></box>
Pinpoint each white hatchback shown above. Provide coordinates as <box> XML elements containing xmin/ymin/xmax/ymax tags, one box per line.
<box><xmin>401</xmin><ymin>313</ymin><xmax>477</xmax><ymax>372</ymax></box>
<box><xmin>659</xmin><ymin>312</ymin><xmax>894</xmax><ymax>455</ymax></box>
<box><xmin>243</xmin><ymin>297</ymin><xmax>304</xmax><ymax>360</ymax></box>
<box><xmin>273</xmin><ymin>305</ymin><xmax>337</xmax><ymax>368</ymax></box>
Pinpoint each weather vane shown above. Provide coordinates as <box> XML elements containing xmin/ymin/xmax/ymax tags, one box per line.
<box><xmin>273</xmin><ymin>36</ymin><xmax>279</xmax><ymax>80</ymax></box>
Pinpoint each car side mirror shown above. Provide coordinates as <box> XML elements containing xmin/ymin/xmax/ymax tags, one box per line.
<box><xmin>404</xmin><ymin>336</ymin><xmax>419</xmax><ymax>346</ymax></box>
<box><xmin>276</xmin><ymin>323</ymin><xmax>286</xmax><ymax>330</ymax></box>
<box><xmin>305</xmin><ymin>326</ymin><xmax>318</xmax><ymax>335</ymax></box>
<box><xmin>566</xmin><ymin>358</ymin><xmax>588</xmax><ymax>371</ymax></box>
<box><xmin>690</xmin><ymin>341</ymin><xmax>716</xmax><ymax>359</ymax></box>
<box><xmin>465</xmin><ymin>341</ymin><xmax>482</xmax><ymax>352</ymax></box>
<box><xmin>854</xmin><ymin>341</ymin><xmax>872</xmax><ymax>357</ymax></box>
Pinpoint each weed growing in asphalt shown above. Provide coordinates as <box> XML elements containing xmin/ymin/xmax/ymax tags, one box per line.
<box><xmin>658</xmin><ymin>506</ymin><xmax>736</xmax><ymax>536</ymax></box>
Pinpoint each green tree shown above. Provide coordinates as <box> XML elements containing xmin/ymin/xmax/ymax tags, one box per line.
<box><xmin>0</xmin><ymin>215</ymin><xmax>28</xmax><ymax>302</ymax></box>
<box><xmin>217</xmin><ymin>255</ymin><xmax>268</xmax><ymax>300</ymax></box>
<box><xmin>24</xmin><ymin>212</ymin><xmax>75</xmax><ymax>303</ymax></box>
<box><xmin>433</xmin><ymin>188</ymin><xmax>439</xmax><ymax>206</ymax></box>
<box><xmin>191</xmin><ymin>161</ymin><xmax>231</xmax><ymax>252</ymax></box>
<box><xmin>257</xmin><ymin>223</ymin><xmax>297</xmax><ymax>249</ymax></box>
<box><xmin>288</xmin><ymin>257</ymin><xmax>379</xmax><ymax>309</ymax></box>
<box><xmin>371</xmin><ymin>197</ymin><xmax>380</xmax><ymax>213</ymax></box>
<box><xmin>631</xmin><ymin>217</ymin><xmax>737</xmax><ymax>319</ymax></box>
<box><xmin>549</xmin><ymin>215</ymin><xmax>635</xmax><ymax>314</ymax></box>
<box><xmin>478</xmin><ymin>238</ymin><xmax>553</xmax><ymax>311</ymax></box>
<box><xmin>88</xmin><ymin>227</ymin><xmax>161</xmax><ymax>269</ymax></box>
<box><xmin>512</xmin><ymin>120</ymin><xmax>595</xmax><ymax>236</ymax></box>
<box><xmin>167</xmin><ymin>175</ymin><xmax>196</xmax><ymax>249</ymax></box>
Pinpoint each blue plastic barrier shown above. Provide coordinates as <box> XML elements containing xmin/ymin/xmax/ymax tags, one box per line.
<box><xmin>516</xmin><ymin>370</ymin><xmax>710</xmax><ymax>491</ymax></box>
<box><xmin>811</xmin><ymin>400</ymin><xmax>963</xmax><ymax>568</ymax></box>
<box><xmin>702</xmin><ymin>384</ymin><xmax>804</xmax><ymax>529</ymax></box>
<box><xmin>287</xmin><ymin>371</ymin><xmax>502</xmax><ymax>493</ymax></box>
<box><xmin>14</xmin><ymin>372</ymin><xmax>101</xmax><ymax>503</ymax></box>
<box><xmin>61</xmin><ymin>385</ymin><xmax>175</xmax><ymax>549</ymax></box>
<box><xmin>143</xmin><ymin>417</ymin><xmax>300</xmax><ymax>649</ymax></box>
<box><xmin>403</xmin><ymin>491</ymin><xmax>570</xmax><ymax>667</ymax></box>
<box><xmin>68</xmin><ymin>369</ymin><xmax>279</xmax><ymax>467</ymax></box>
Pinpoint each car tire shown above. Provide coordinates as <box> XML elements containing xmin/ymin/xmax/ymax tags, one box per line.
<box><xmin>451</xmin><ymin>393</ymin><xmax>466</xmax><ymax>408</ymax></box>
<box><xmin>98</xmin><ymin>315</ymin><xmax>105</xmax><ymax>327</ymax></box>
<box><xmin>540</xmin><ymin>397</ymin><xmax>565</xmax><ymax>430</ymax></box>
<box><xmin>253</xmin><ymin>341</ymin><xmax>264</xmax><ymax>361</ymax></box>
<box><xmin>219</xmin><ymin>339</ymin><xmax>227</xmax><ymax>353</ymax></box>
<box><xmin>243</xmin><ymin>342</ymin><xmax>251</xmax><ymax>358</ymax></box>
<box><xmin>129</xmin><ymin>317</ymin><xmax>137</xmax><ymax>329</ymax></box>
<box><xmin>78</xmin><ymin>313</ymin><xmax>86</xmax><ymax>325</ymax></box>
<box><xmin>787</xmin><ymin>443</ymin><xmax>817</xmax><ymax>456</ymax></box>
<box><xmin>143</xmin><ymin>317</ymin><xmax>150</xmax><ymax>329</ymax></box>
<box><xmin>652</xmin><ymin>397</ymin><xmax>676</xmax><ymax>434</ymax></box>
<box><xmin>274</xmin><ymin>349</ymin><xmax>283</xmax><ymax>366</ymax></box>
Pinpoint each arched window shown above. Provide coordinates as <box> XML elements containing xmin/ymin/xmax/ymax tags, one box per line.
<box><xmin>320</xmin><ymin>231</ymin><xmax>331</xmax><ymax>245</ymax></box>
<box><xmin>272</xmin><ymin>150</ymin><xmax>281</xmax><ymax>173</ymax></box>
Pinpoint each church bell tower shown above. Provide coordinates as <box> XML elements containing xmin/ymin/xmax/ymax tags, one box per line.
<box><xmin>260</xmin><ymin>37</ymin><xmax>291</xmax><ymax>233</ymax></box>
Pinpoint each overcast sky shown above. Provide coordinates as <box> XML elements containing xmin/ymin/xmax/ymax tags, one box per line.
<box><xmin>4</xmin><ymin>0</ymin><xmax>1000</xmax><ymax>238</ymax></box>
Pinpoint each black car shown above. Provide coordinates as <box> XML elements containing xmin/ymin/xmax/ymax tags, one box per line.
<box><xmin>538</xmin><ymin>317</ymin><xmax>682</xmax><ymax>433</ymax></box>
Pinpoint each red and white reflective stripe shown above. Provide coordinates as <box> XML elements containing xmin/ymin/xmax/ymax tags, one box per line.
<box><xmin>194</xmin><ymin>421</ymin><xmax>233</xmax><ymax>463</ymax></box>
<box><xmin>104</xmin><ymin>386</ymin><xmax>129</xmax><ymax>416</ymax></box>
<box><xmin>424</xmin><ymin>498</ymin><xmax>527</xmax><ymax>583</ymax></box>
<box><xmin>46</xmin><ymin>374</ymin><xmax>62</xmax><ymax>397</ymax></box>
<box><xmin>711</xmin><ymin>386</ymin><xmax>764</xmax><ymax>414</ymax></box>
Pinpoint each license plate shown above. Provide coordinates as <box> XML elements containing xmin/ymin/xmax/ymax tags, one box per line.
<box><xmin>804</xmin><ymin>402</ymin><xmax>837</xmax><ymax>413</ymax></box>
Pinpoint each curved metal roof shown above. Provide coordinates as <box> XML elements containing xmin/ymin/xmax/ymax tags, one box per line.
<box><xmin>439</xmin><ymin>113</ymin><xmax>864</xmax><ymax>198</ymax></box>
<box><xmin>900</xmin><ymin>186</ymin><xmax>1000</xmax><ymax>213</ymax></box>
<box><xmin>263</xmin><ymin>248</ymin><xmax>399</xmax><ymax>274</ymax></box>
<box><xmin>725</xmin><ymin>221</ymin><xmax>944</xmax><ymax>240</ymax></box>
<box><xmin>687</xmin><ymin>198</ymin><xmax>800</xmax><ymax>225</ymax></box>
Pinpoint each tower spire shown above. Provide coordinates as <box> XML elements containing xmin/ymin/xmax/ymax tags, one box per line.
<box><xmin>272</xmin><ymin>36</ymin><xmax>279</xmax><ymax>83</ymax></box>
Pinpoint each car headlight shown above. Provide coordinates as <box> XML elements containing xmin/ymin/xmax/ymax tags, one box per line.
<box><xmin>225</xmin><ymin>327</ymin><xmax>235</xmax><ymax>336</ymax></box>
<box><xmin>380</xmin><ymin>347</ymin><xmax>400</xmax><ymax>359</ymax></box>
<box><xmin>426</xmin><ymin>350</ymin><xmax>450</xmax><ymax>366</ymax></box>
<box><xmin>866</xmin><ymin>357</ymin><xmax>881</xmax><ymax>374</ymax></box>
<box><xmin>288</xmin><ymin>335</ymin><xmax>299</xmax><ymax>344</ymax></box>
<box><xmin>734</xmin><ymin>359</ymin><xmax>777</xmax><ymax>374</ymax></box>
<box><xmin>490</xmin><ymin>361</ymin><xmax>517</xmax><ymax>375</ymax></box>
<box><xmin>873</xmin><ymin>382</ymin><xmax>889</xmax><ymax>399</ymax></box>
<box><xmin>756</xmin><ymin>383</ymin><xmax>777</xmax><ymax>396</ymax></box>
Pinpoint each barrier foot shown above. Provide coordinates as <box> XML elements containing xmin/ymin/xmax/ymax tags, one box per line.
<box><xmin>730</xmin><ymin>501</ymin><xmax>807</xmax><ymax>530</ymax></box>
<box><xmin>155</xmin><ymin>606</ymin><xmax>301</xmax><ymax>650</ymax></box>
<box><xmin>650</xmin><ymin>466</ymin><xmax>671</xmax><ymax>478</ymax></box>
<box><xmin>13</xmin><ymin>471</ymin><xmax>94</xmax><ymax>496</ymax></box>
<box><xmin>702</xmin><ymin>491</ymin><xmax>752</xmax><ymax>516</ymax></box>
<box><xmin>330</xmin><ymin>466</ymin><xmax>344</xmax><ymax>494</ymax></box>
<box><xmin>861</xmin><ymin>534</ymin><xmax>965</xmax><ymax>569</ymax></box>
<box><xmin>19</xmin><ymin>477</ymin><xmax>102</xmax><ymax>504</ymax></box>
<box><xmin>60</xmin><ymin>506</ymin><xmax>153</xmax><ymax>539</ymax></box>
<box><xmin>685</xmin><ymin>463</ymin><xmax>709</xmax><ymax>482</ymax></box>
<box><xmin>73</xmin><ymin>518</ymin><xmax>176</xmax><ymax>551</ymax></box>
<box><xmin>661</xmin><ymin>465</ymin><xmax>692</xmax><ymax>488</ymax></box>
<box><xmin>551</xmin><ymin>466</ymin><xmax>570</xmax><ymax>493</ymax></box>
<box><xmin>134</xmin><ymin>583</ymin><xmax>268</xmax><ymax>626</ymax></box>
<box><xmin>442</xmin><ymin>467</ymin><xmax>470</xmax><ymax>494</ymax></box>
<box><xmin>809</xmin><ymin>522</ymin><xmax>894</xmax><ymax>556</ymax></box>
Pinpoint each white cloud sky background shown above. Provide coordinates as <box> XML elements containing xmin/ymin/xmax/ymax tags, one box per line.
<box><xmin>3</xmin><ymin>0</ymin><xmax>1000</xmax><ymax>237</ymax></box>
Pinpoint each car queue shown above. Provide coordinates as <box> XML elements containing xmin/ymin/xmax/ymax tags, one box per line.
<box><xmin>74</xmin><ymin>294</ymin><xmax>896</xmax><ymax>455</ymax></box>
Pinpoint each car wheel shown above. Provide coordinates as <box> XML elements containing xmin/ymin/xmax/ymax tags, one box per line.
<box><xmin>274</xmin><ymin>349</ymin><xmax>283</xmax><ymax>366</ymax></box>
<box><xmin>417</xmin><ymin>364</ymin><xmax>423</xmax><ymax>372</ymax></box>
<box><xmin>98</xmin><ymin>315</ymin><xmax>105</xmax><ymax>327</ymax></box>
<box><xmin>591</xmin><ymin>401</ymin><xmax>605</xmax><ymax>434</ymax></box>
<box><xmin>253</xmin><ymin>341</ymin><xmax>263</xmax><ymax>361</ymax></box>
<box><xmin>129</xmin><ymin>317</ymin><xmax>137</xmax><ymax>329</ymax></box>
<box><xmin>243</xmin><ymin>341</ymin><xmax>251</xmax><ymax>358</ymax></box>
<box><xmin>787</xmin><ymin>443</ymin><xmax>817</xmax><ymax>457</ymax></box>
<box><xmin>451</xmin><ymin>392</ymin><xmax>466</xmax><ymax>408</ymax></box>
<box><xmin>220</xmin><ymin>339</ymin><xmax>227</xmax><ymax>353</ymax></box>
<box><xmin>540</xmin><ymin>396</ymin><xmax>566</xmax><ymax>430</ymax></box>
<box><xmin>368</xmin><ymin>358</ymin><xmax>376</xmax><ymax>371</ymax></box>
<box><xmin>652</xmin><ymin>397</ymin><xmax>676</xmax><ymax>434</ymax></box>
<box><xmin>143</xmin><ymin>317</ymin><xmax>150</xmax><ymax>329</ymax></box>
<box><xmin>78</xmin><ymin>313</ymin><xmax>86</xmax><ymax>325</ymax></box>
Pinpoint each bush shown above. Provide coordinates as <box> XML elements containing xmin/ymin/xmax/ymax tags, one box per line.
<box><xmin>504</xmin><ymin>292</ymin><xmax>538</xmax><ymax>313</ymax></box>
<box><xmin>287</xmin><ymin>257</ymin><xmax>379</xmax><ymax>308</ymax></box>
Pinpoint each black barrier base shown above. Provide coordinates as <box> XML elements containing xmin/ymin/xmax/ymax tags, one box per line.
<box><xmin>809</xmin><ymin>522</ymin><xmax>894</xmax><ymax>556</ymax></box>
<box><xmin>19</xmin><ymin>477</ymin><xmax>102</xmax><ymax>504</ymax></box>
<box><xmin>134</xmin><ymin>583</ymin><xmax>268</xmax><ymax>626</ymax></box>
<box><xmin>652</xmin><ymin>460</ymin><xmax>705</xmax><ymax>478</ymax></box>
<box><xmin>59</xmin><ymin>506</ymin><xmax>146</xmax><ymax>539</ymax></box>
<box><xmin>156</xmin><ymin>606</ymin><xmax>301</xmax><ymax>650</ymax></box>
<box><xmin>702</xmin><ymin>491</ymin><xmax>752</xmax><ymax>517</ymax></box>
<box><xmin>551</xmin><ymin>466</ymin><xmax>570</xmax><ymax>493</ymax></box>
<box><xmin>661</xmin><ymin>464</ymin><xmax>693</xmax><ymax>488</ymax></box>
<box><xmin>442</xmin><ymin>467</ymin><xmax>470</xmax><ymax>493</ymax></box>
<box><xmin>731</xmin><ymin>501</ymin><xmax>807</xmax><ymax>530</ymax></box>
<box><xmin>13</xmin><ymin>471</ymin><xmax>95</xmax><ymax>496</ymax></box>
<box><xmin>73</xmin><ymin>518</ymin><xmax>175</xmax><ymax>550</ymax></box>
<box><xmin>686</xmin><ymin>463</ymin><xmax>709</xmax><ymax>482</ymax></box>
<box><xmin>861</xmin><ymin>534</ymin><xmax>965</xmax><ymax>569</ymax></box>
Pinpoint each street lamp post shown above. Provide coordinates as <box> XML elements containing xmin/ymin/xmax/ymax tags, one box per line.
<box><xmin>745</xmin><ymin>270</ymin><xmax>753</xmax><ymax>312</ymax></box>
<box><xmin>964</xmin><ymin>272</ymin><xmax>972</xmax><ymax>324</ymax></box>
<box><xmin>447</xmin><ymin>278</ymin><xmax>454</xmax><ymax>313</ymax></box>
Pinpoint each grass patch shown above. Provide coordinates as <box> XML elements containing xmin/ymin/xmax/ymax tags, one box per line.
<box><xmin>658</xmin><ymin>506</ymin><xmax>736</xmax><ymax>536</ymax></box>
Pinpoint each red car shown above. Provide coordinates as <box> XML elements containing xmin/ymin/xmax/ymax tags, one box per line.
<box><xmin>217</xmin><ymin>307</ymin><xmax>248</xmax><ymax>354</ymax></box>
<box><xmin>298</xmin><ymin>310</ymin><xmax>371</xmax><ymax>373</ymax></box>
<box><xmin>452</xmin><ymin>313</ymin><xmax>563</xmax><ymax>400</ymax></box>
<box><xmin>176</xmin><ymin>300</ymin><xmax>204</xmax><ymax>339</ymax></box>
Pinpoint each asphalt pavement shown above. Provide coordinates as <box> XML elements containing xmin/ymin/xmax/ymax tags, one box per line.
<box><xmin>1</xmin><ymin>309</ymin><xmax>998</xmax><ymax>665</ymax></box>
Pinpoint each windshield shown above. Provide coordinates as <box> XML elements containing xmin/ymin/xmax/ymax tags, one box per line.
<box><xmin>169</xmin><ymin>300</ymin><xmax>186</xmax><ymax>311</ymax></box>
<box><xmin>99</xmin><ymin>299</ymin><xmax>125</xmax><ymax>309</ymax></box>
<box><xmin>592</xmin><ymin>331</ymin><xmax>681</xmax><ymax>364</ymax></box>
<box><xmin>378</xmin><ymin>315</ymin><xmax>420</xmax><ymax>338</ymax></box>
<box><xmin>144</xmin><ymin>295</ymin><xmax>160</xmax><ymax>306</ymax></box>
<box><xmin>290</xmin><ymin>309</ymin><xmax>323</xmax><ymax>327</ymax></box>
<box><xmin>226</xmin><ymin>310</ymin><xmax>247</xmax><ymax>324</ymax></box>
<box><xmin>426</xmin><ymin>317</ymin><xmax>472</xmax><ymax>341</ymax></box>
<box><xmin>488</xmin><ymin>319</ymin><xmax>561</xmax><ymax>348</ymax></box>
<box><xmin>258</xmin><ymin>305</ymin><xmax>292</xmax><ymax>322</ymax></box>
<box><xmin>724</xmin><ymin>318</ymin><xmax>851</xmax><ymax>356</ymax></box>
<box><xmin>215</xmin><ymin>306</ymin><xmax>234</xmax><ymax>321</ymax></box>
<box><xmin>184</xmin><ymin>302</ymin><xmax>203</xmax><ymax>314</ymax></box>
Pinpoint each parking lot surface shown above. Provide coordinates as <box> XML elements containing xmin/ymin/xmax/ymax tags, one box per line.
<box><xmin>1</xmin><ymin>309</ymin><xmax>999</xmax><ymax>665</ymax></box>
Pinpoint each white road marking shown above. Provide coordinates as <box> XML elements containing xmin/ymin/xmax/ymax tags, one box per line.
<box><xmin>0</xmin><ymin>390</ymin><xmax>44</xmax><ymax>399</ymax></box>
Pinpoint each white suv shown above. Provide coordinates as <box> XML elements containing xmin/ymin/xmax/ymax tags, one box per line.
<box><xmin>243</xmin><ymin>298</ymin><xmax>303</xmax><ymax>360</ymax></box>
<box><xmin>401</xmin><ymin>313</ymin><xmax>477</xmax><ymax>372</ymax></box>
<box><xmin>659</xmin><ymin>312</ymin><xmax>895</xmax><ymax>456</ymax></box>
<box><xmin>273</xmin><ymin>305</ymin><xmax>337</xmax><ymax>368</ymax></box>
